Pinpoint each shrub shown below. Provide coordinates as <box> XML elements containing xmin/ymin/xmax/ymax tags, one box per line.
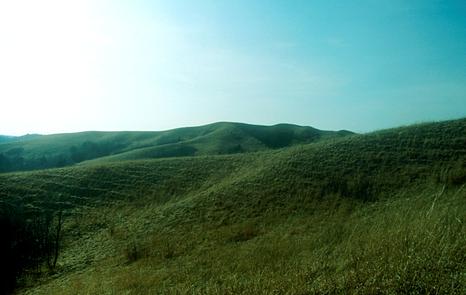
<box><xmin>0</xmin><ymin>202</ymin><xmax>63</xmax><ymax>294</ymax></box>
<box><xmin>228</xmin><ymin>224</ymin><xmax>260</xmax><ymax>242</ymax></box>
<box><xmin>124</xmin><ymin>240</ymin><xmax>144</xmax><ymax>263</ymax></box>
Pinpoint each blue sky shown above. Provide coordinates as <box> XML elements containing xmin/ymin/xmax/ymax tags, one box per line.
<box><xmin>0</xmin><ymin>0</ymin><xmax>465</xmax><ymax>135</ymax></box>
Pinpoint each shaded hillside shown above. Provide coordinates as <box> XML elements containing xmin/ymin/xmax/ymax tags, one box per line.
<box><xmin>0</xmin><ymin>122</ymin><xmax>351</xmax><ymax>173</ymax></box>
<box><xmin>0</xmin><ymin>135</ymin><xmax>15</xmax><ymax>143</ymax></box>
<box><xmin>0</xmin><ymin>118</ymin><xmax>465</xmax><ymax>294</ymax></box>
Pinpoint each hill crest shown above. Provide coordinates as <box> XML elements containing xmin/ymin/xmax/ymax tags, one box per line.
<box><xmin>0</xmin><ymin>122</ymin><xmax>353</xmax><ymax>173</ymax></box>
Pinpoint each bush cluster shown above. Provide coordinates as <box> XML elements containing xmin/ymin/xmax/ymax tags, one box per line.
<box><xmin>0</xmin><ymin>202</ymin><xmax>63</xmax><ymax>294</ymax></box>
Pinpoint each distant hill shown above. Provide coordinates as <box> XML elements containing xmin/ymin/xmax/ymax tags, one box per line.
<box><xmin>0</xmin><ymin>134</ymin><xmax>41</xmax><ymax>144</ymax></box>
<box><xmin>0</xmin><ymin>122</ymin><xmax>352</xmax><ymax>173</ymax></box>
<box><xmin>0</xmin><ymin>135</ymin><xmax>15</xmax><ymax>143</ymax></box>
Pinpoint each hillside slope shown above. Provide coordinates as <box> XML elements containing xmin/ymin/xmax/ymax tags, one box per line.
<box><xmin>0</xmin><ymin>136</ymin><xmax>15</xmax><ymax>144</ymax></box>
<box><xmin>0</xmin><ymin>134</ymin><xmax>41</xmax><ymax>144</ymax></box>
<box><xmin>2</xmin><ymin>118</ymin><xmax>464</xmax><ymax>210</ymax></box>
<box><xmin>0</xmin><ymin>118</ymin><xmax>465</xmax><ymax>294</ymax></box>
<box><xmin>0</xmin><ymin>122</ymin><xmax>351</xmax><ymax>173</ymax></box>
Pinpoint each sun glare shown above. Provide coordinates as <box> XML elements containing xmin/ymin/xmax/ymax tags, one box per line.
<box><xmin>0</xmin><ymin>1</ymin><xmax>101</xmax><ymax>134</ymax></box>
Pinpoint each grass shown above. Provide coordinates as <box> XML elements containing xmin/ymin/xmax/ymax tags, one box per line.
<box><xmin>0</xmin><ymin>117</ymin><xmax>464</xmax><ymax>294</ymax></box>
<box><xmin>20</xmin><ymin>187</ymin><xmax>466</xmax><ymax>294</ymax></box>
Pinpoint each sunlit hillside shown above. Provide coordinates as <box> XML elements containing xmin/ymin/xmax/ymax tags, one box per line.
<box><xmin>0</xmin><ymin>118</ymin><xmax>464</xmax><ymax>294</ymax></box>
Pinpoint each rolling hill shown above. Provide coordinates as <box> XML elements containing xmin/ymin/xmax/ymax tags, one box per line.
<box><xmin>0</xmin><ymin>122</ymin><xmax>352</xmax><ymax>173</ymax></box>
<box><xmin>0</xmin><ymin>136</ymin><xmax>15</xmax><ymax>144</ymax></box>
<box><xmin>0</xmin><ymin>118</ymin><xmax>465</xmax><ymax>294</ymax></box>
<box><xmin>0</xmin><ymin>134</ymin><xmax>41</xmax><ymax>144</ymax></box>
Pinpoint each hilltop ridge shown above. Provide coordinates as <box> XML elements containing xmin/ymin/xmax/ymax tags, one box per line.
<box><xmin>0</xmin><ymin>122</ymin><xmax>352</xmax><ymax>173</ymax></box>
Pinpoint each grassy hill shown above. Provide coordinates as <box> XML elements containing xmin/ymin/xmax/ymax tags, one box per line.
<box><xmin>0</xmin><ymin>122</ymin><xmax>351</xmax><ymax>173</ymax></box>
<box><xmin>0</xmin><ymin>136</ymin><xmax>15</xmax><ymax>144</ymax></box>
<box><xmin>0</xmin><ymin>118</ymin><xmax>465</xmax><ymax>294</ymax></box>
<box><xmin>0</xmin><ymin>134</ymin><xmax>41</xmax><ymax>144</ymax></box>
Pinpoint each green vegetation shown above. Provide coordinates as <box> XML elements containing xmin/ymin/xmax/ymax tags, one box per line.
<box><xmin>0</xmin><ymin>134</ymin><xmax>41</xmax><ymax>144</ymax></box>
<box><xmin>0</xmin><ymin>136</ymin><xmax>14</xmax><ymax>144</ymax></box>
<box><xmin>0</xmin><ymin>118</ymin><xmax>465</xmax><ymax>294</ymax></box>
<box><xmin>0</xmin><ymin>122</ymin><xmax>350</xmax><ymax>173</ymax></box>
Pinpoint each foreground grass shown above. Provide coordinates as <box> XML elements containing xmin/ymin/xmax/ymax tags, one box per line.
<box><xmin>23</xmin><ymin>186</ymin><xmax>465</xmax><ymax>294</ymax></box>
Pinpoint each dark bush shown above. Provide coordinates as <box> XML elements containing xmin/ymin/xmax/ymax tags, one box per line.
<box><xmin>0</xmin><ymin>212</ymin><xmax>23</xmax><ymax>294</ymax></box>
<box><xmin>0</xmin><ymin>202</ymin><xmax>63</xmax><ymax>294</ymax></box>
<box><xmin>229</xmin><ymin>224</ymin><xmax>260</xmax><ymax>242</ymax></box>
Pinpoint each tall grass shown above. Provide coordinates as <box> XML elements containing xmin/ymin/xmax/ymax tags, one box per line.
<box><xmin>25</xmin><ymin>186</ymin><xmax>465</xmax><ymax>294</ymax></box>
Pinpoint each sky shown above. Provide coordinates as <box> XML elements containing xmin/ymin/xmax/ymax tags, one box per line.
<box><xmin>0</xmin><ymin>0</ymin><xmax>465</xmax><ymax>135</ymax></box>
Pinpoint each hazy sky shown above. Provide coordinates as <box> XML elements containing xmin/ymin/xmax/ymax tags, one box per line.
<box><xmin>1</xmin><ymin>0</ymin><xmax>465</xmax><ymax>135</ymax></box>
